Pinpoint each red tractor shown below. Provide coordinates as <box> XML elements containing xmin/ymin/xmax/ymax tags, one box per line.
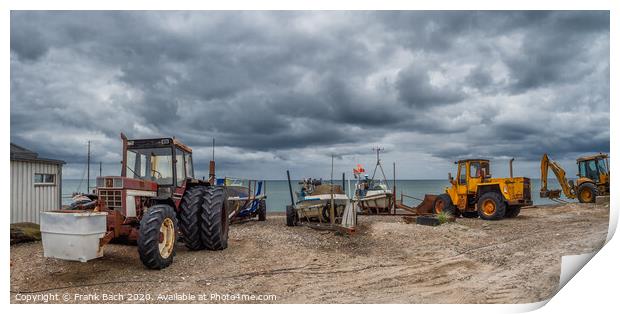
<box><xmin>93</xmin><ymin>134</ymin><xmax>229</xmax><ymax>269</ymax></box>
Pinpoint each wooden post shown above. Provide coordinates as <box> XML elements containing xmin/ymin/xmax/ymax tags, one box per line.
<box><xmin>393</xmin><ymin>162</ymin><xmax>396</xmax><ymax>214</ymax></box>
<box><xmin>286</xmin><ymin>170</ymin><xmax>295</xmax><ymax>206</ymax></box>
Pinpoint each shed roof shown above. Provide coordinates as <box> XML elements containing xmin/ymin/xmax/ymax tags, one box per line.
<box><xmin>10</xmin><ymin>143</ymin><xmax>65</xmax><ymax>165</ymax></box>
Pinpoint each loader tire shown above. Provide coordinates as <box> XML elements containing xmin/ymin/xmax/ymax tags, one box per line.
<box><xmin>433</xmin><ymin>193</ymin><xmax>456</xmax><ymax>216</ymax></box>
<box><xmin>258</xmin><ymin>199</ymin><xmax>267</xmax><ymax>221</ymax></box>
<box><xmin>286</xmin><ymin>205</ymin><xmax>298</xmax><ymax>226</ymax></box>
<box><xmin>577</xmin><ymin>182</ymin><xmax>598</xmax><ymax>203</ymax></box>
<box><xmin>477</xmin><ymin>192</ymin><xmax>506</xmax><ymax>220</ymax></box>
<box><xmin>179</xmin><ymin>186</ymin><xmax>207</xmax><ymax>250</ymax></box>
<box><xmin>505</xmin><ymin>206</ymin><xmax>521</xmax><ymax>218</ymax></box>
<box><xmin>462</xmin><ymin>211</ymin><xmax>479</xmax><ymax>218</ymax></box>
<box><xmin>137</xmin><ymin>204</ymin><xmax>177</xmax><ymax>270</ymax></box>
<box><xmin>200</xmin><ymin>186</ymin><xmax>229</xmax><ymax>250</ymax></box>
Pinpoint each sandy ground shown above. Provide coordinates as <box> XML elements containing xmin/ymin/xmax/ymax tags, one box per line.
<box><xmin>10</xmin><ymin>202</ymin><xmax>609</xmax><ymax>304</ymax></box>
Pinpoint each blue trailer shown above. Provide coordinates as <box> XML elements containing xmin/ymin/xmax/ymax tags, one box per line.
<box><xmin>216</xmin><ymin>177</ymin><xmax>267</xmax><ymax>222</ymax></box>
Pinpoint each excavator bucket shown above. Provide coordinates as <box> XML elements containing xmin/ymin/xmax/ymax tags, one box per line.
<box><xmin>414</xmin><ymin>194</ymin><xmax>437</xmax><ymax>215</ymax></box>
<box><xmin>540</xmin><ymin>189</ymin><xmax>562</xmax><ymax>199</ymax></box>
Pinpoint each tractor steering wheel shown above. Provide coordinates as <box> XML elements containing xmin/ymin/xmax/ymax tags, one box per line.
<box><xmin>151</xmin><ymin>169</ymin><xmax>163</xmax><ymax>179</ymax></box>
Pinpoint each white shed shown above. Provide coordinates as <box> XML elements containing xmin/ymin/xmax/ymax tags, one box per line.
<box><xmin>10</xmin><ymin>143</ymin><xmax>65</xmax><ymax>224</ymax></box>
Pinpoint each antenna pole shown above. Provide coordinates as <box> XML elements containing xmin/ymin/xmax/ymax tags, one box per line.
<box><xmin>99</xmin><ymin>161</ymin><xmax>102</xmax><ymax>177</ymax></box>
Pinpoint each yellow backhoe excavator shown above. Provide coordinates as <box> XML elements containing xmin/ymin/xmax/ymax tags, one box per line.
<box><xmin>540</xmin><ymin>153</ymin><xmax>610</xmax><ymax>203</ymax></box>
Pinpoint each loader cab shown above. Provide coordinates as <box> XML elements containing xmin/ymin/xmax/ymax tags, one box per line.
<box><xmin>455</xmin><ymin>159</ymin><xmax>491</xmax><ymax>193</ymax></box>
<box><xmin>577</xmin><ymin>154</ymin><xmax>609</xmax><ymax>183</ymax></box>
<box><xmin>122</xmin><ymin>136</ymin><xmax>194</xmax><ymax>187</ymax></box>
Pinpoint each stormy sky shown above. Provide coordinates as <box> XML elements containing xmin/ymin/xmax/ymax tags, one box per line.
<box><xmin>10</xmin><ymin>11</ymin><xmax>609</xmax><ymax>180</ymax></box>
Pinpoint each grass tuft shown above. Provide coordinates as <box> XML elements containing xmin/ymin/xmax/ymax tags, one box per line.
<box><xmin>436</xmin><ymin>212</ymin><xmax>453</xmax><ymax>224</ymax></box>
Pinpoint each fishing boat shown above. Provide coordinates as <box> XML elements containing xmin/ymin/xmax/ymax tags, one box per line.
<box><xmin>295</xmin><ymin>178</ymin><xmax>349</xmax><ymax>221</ymax></box>
<box><xmin>353</xmin><ymin>148</ymin><xmax>394</xmax><ymax>214</ymax></box>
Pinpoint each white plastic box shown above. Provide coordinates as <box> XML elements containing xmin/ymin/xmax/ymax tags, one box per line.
<box><xmin>40</xmin><ymin>211</ymin><xmax>108</xmax><ymax>262</ymax></box>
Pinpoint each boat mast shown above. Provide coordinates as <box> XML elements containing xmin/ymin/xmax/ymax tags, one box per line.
<box><xmin>330</xmin><ymin>154</ymin><xmax>335</xmax><ymax>224</ymax></box>
<box><xmin>371</xmin><ymin>147</ymin><xmax>390</xmax><ymax>189</ymax></box>
<box><xmin>87</xmin><ymin>140</ymin><xmax>91</xmax><ymax>193</ymax></box>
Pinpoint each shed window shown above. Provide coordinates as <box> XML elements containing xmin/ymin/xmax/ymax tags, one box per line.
<box><xmin>34</xmin><ymin>173</ymin><xmax>55</xmax><ymax>185</ymax></box>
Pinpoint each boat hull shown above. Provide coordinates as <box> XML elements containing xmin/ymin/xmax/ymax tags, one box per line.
<box><xmin>356</xmin><ymin>191</ymin><xmax>394</xmax><ymax>214</ymax></box>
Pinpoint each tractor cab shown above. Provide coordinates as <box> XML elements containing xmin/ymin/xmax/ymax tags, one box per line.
<box><xmin>576</xmin><ymin>154</ymin><xmax>609</xmax><ymax>183</ymax></box>
<box><xmin>121</xmin><ymin>134</ymin><xmax>194</xmax><ymax>186</ymax></box>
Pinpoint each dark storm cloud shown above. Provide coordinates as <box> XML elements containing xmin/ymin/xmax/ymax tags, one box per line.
<box><xmin>396</xmin><ymin>64</ymin><xmax>465</xmax><ymax>108</ymax></box>
<box><xmin>10</xmin><ymin>11</ymin><xmax>609</xmax><ymax>178</ymax></box>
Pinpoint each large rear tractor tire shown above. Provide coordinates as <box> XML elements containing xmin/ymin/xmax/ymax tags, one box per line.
<box><xmin>258</xmin><ymin>199</ymin><xmax>267</xmax><ymax>221</ymax></box>
<box><xmin>179</xmin><ymin>186</ymin><xmax>207</xmax><ymax>250</ymax></box>
<box><xmin>137</xmin><ymin>204</ymin><xmax>177</xmax><ymax>270</ymax></box>
<box><xmin>200</xmin><ymin>186</ymin><xmax>229</xmax><ymax>250</ymax></box>
<box><xmin>504</xmin><ymin>206</ymin><xmax>521</xmax><ymax>218</ymax></box>
<box><xmin>286</xmin><ymin>205</ymin><xmax>298</xmax><ymax>226</ymax></box>
<box><xmin>433</xmin><ymin>193</ymin><xmax>456</xmax><ymax>216</ymax></box>
<box><xmin>577</xmin><ymin>182</ymin><xmax>598</xmax><ymax>203</ymax></box>
<box><xmin>477</xmin><ymin>192</ymin><xmax>506</xmax><ymax>220</ymax></box>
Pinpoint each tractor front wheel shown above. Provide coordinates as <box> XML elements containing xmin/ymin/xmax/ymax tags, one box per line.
<box><xmin>258</xmin><ymin>199</ymin><xmax>267</xmax><ymax>221</ymax></box>
<box><xmin>433</xmin><ymin>193</ymin><xmax>456</xmax><ymax>216</ymax></box>
<box><xmin>477</xmin><ymin>192</ymin><xmax>506</xmax><ymax>220</ymax></box>
<box><xmin>200</xmin><ymin>186</ymin><xmax>229</xmax><ymax>250</ymax></box>
<box><xmin>137</xmin><ymin>204</ymin><xmax>177</xmax><ymax>270</ymax></box>
<box><xmin>577</xmin><ymin>182</ymin><xmax>598</xmax><ymax>203</ymax></box>
<box><xmin>179</xmin><ymin>186</ymin><xmax>207</xmax><ymax>250</ymax></box>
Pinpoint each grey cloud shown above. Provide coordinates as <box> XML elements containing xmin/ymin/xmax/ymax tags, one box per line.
<box><xmin>396</xmin><ymin>64</ymin><xmax>465</xmax><ymax>108</ymax></box>
<box><xmin>10</xmin><ymin>11</ymin><xmax>609</xmax><ymax>179</ymax></box>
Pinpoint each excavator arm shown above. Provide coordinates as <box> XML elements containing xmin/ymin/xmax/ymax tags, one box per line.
<box><xmin>540</xmin><ymin>154</ymin><xmax>576</xmax><ymax>199</ymax></box>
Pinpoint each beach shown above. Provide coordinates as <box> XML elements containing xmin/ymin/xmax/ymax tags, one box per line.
<box><xmin>10</xmin><ymin>202</ymin><xmax>609</xmax><ymax>304</ymax></box>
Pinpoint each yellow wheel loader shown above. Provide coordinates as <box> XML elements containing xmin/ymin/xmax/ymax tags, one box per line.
<box><xmin>540</xmin><ymin>153</ymin><xmax>610</xmax><ymax>203</ymax></box>
<box><xmin>434</xmin><ymin>159</ymin><xmax>532</xmax><ymax>220</ymax></box>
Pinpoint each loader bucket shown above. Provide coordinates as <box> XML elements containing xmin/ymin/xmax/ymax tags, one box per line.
<box><xmin>414</xmin><ymin>194</ymin><xmax>437</xmax><ymax>215</ymax></box>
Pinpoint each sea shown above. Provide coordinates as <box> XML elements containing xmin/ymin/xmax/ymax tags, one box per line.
<box><xmin>62</xmin><ymin>178</ymin><xmax>572</xmax><ymax>210</ymax></box>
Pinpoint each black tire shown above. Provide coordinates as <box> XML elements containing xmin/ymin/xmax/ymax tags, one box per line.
<box><xmin>258</xmin><ymin>199</ymin><xmax>267</xmax><ymax>221</ymax></box>
<box><xmin>286</xmin><ymin>205</ymin><xmax>298</xmax><ymax>226</ymax></box>
<box><xmin>577</xmin><ymin>182</ymin><xmax>598</xmax><ymax>203</ymax></box>
<box><xmin>179</xmin><ymin>186</ymin><xmax>207</xmax><ymax>250</ymax></box>
<box><xmin>505</xmin><ymin>206</ymin><xmax>521</xmax><ymax>218</ymax></box>
<box><xmin>477</xmin><ymin>192</ymin><xmax>506</xmax><ymax>220</ymax></box>
<box><xmin>137</xmin><ymin>204</ymin><xmax>177</xmax><ymax>270</ymax></box>
<box><xmin>433</xmin><ymin>193</ymin><xmax>456</xmax><ymax>216</ymax></box>
<box><xmin>200</xmin><ymin>186</ymin><xmax>229</xmax><ymax>250</ymax></box>
<box><xmin>462</xmin><ymin>211</ymin><xmax>479</xmax><ymax>218</ymax></box>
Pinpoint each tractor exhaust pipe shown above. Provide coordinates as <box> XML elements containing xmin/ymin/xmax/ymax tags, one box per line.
<box><xmin>286</xmin><ymin>170</ymin><xmax>295</xmax><ymax>206</ymax></box>
<box><xmin>208</xmin><ymin>160</ymin><xmax>216</xmax><ymax>184</ymax></box>
<box><xmin>209</xmin><ymin>138</ymin><xmax>216</xmax><ymax>184</ymax></box>
<box><xmin>509</xmin><ymin>158</ymin><xmax>515</xmax><ymax>178</ymax></box>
